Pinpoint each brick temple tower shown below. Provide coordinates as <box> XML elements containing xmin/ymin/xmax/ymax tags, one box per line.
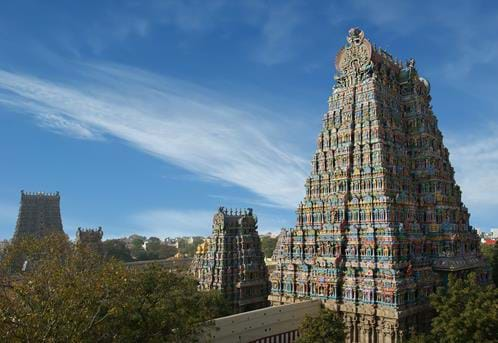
<box><xmin>75</xmin><ymin>227</ymin><xmax>104</xmax><ymax>254</ymax></box>
<box><xmin>269</xmin><ymin>28</ymin><xmax>484</xmax><ymax>342</ymax></box>
<box><xmin>13</xmin><ymin>191</ymin><xmax>64</xmax><ymax>240</ymax></box>
<box><xmin>191</xmin><ymin>207</ymin><xmax>270</xmax><ymax>313</ymax></box>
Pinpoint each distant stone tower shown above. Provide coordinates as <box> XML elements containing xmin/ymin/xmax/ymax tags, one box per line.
<box><xmin>271</xmin><ymin>228</ymin><xmax>290</xmax><ymax>262</ymax></box>
<box><xmin>13</xmin><ymin>191</ymin><xmax>64</xmax><ymax>240</ymax></box>
<box><xmin>190</xmin><ymin>207</ymin><xmax>270</xmax><ymax>313</ymax></box>
<box><xmin>75</xmin><ymin>227</ymin><xmax>104</xmax><ymax>254</ymax></box>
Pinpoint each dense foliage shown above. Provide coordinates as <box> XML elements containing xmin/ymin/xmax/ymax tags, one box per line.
<box><xmin>102</xmin><ymin>239</ymin><xmax>133</xmax><ymax>262</ymax></box>
<box><xmin>481</xmin><ymin>241</ymin><xmax>498</xmax><ymax>286</ymax></box>
<box><xmin>0</xmin><ymin>234</ymin><xmax>228</xmax><ymax>342</ymax></box>
<box><xmin>102</xmin><ymin>236</ymin><xmax>178</xmax><ymax>262</ymax></box>
<box><xmin>408</xmin><ymin>272</ymin><xmax>498</xmax><ymax>343</ymax></box>
<box><xmin>260</xmin><ymin>235</ymin><xmax>278</xmax><ymax>258</ymax></box>
<box><xmin>177</xmin><ymin>237</ymin><xmax>204</xmax><ymax>257</ymax></box>
<box><xmin>296</xmin><ymin>308</ymin><xmax>346</xmax><ymax>343</ymax></box>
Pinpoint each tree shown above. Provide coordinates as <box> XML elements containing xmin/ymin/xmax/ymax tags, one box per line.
<box><xmin>260</xmin><ymin>236</ymin><xmax>278</xmax><ymax>258</ymax></box>
<box><xmin>296</xmin><ymin>308</ymin><xmax>346</xmax><ymax>343</ymax></box>
<box><xmin>157</xmin><ymin>244</ymin><xmax>177</xmax><ymax>259</ymax></box>
<box><xmin>146</xmin><ymin>237</ymin><xmax>162</xmax><ymax>252</ymax></box>
<box><xmin>0</xmin><ymin>233</ymin><xmax>228</xmax><ymax>342</ymax></box>
<box><xmin>429</xmin><ymin>272</ymin><xmax>498</xmax><ymax>343</ymax></box>
<box><xmin>177</xmin><ymin>237</ymin><xmax>204</xmax><ymax>257</ymax></box>
<box><xmin>481</xmin><ymin>241</ymin><xmax>498</xmax><ymax>286</ymax></box>
<box><xmin>130</xmin><ymin>237</ymin><xmax>147</xmax><ymax>260</ymax></box>
<box><xmin>102</xmin><ymin>239</ymin><xmax>133</xmax><ymax>262</ymax></box>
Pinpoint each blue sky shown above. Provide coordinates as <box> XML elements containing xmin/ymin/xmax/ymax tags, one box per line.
<box><xmin>1</xmin><ymin>0</ymin><xmax>498</xmax><ymax>240</ymax></box>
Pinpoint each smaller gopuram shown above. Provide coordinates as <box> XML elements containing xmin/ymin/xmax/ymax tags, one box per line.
<box><xmin>13</xmin><ymin>191</ymin><xmax>64</xmax><ymax>240</ymax></box>
<box><xmin>75</xmin><ymin>227</ymin><xmax>104</xmax><ymax>254</ymax></box>
<box><xmin>191</xmin><ymin>207</ymin><xmax>270</xmax><ymax>313</ymax></box>
<box><xmin>271</xmin><ymin>228</ymin><xmax>290</xmax><ymax>262</ymax></box>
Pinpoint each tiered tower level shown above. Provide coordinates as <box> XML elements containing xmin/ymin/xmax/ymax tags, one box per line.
<box><xmin>13</xmin><ymin>191</ymin><xmax>64</xmax><ymax>240</ymax></box>
<box><xmin>269</xmin><ymin>28</ymin><xmax>484</xmax><ymax>342</ymax></box>
<box><xmin>191</xmin><ymin>207</ymin><xmax>270</xmax><ymax>313</ymax></box>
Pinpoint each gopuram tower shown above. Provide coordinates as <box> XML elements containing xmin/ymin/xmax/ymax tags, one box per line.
<box><xmin>269</xmin><ymin>28</ymin><xmax>483</xmax><ymax>342</ymax></box>
<box><xmin>191</xmin><ymin>207</ymin><xmax>270</xmax><ymax>313</ymax></box>
<box><xmin>75</xmin><ymin>227</ymin><xmax>104</xmax><ymax>255</ymax></box>
<box><xmin>13</xmin><ymin>191</ymin><xmax>64</xmax><ymax>240</ymax></box>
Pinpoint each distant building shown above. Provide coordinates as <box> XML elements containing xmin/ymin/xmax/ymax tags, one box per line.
<box><xmin>75</xmin><ymin>227</ymin><xmax>104</xmax><ymax>254</ymax></box>
<box><xmin>191</xmin><ymin>207</ymin><xmax>270</xmax><ymax>313</ymax></box>
<box><xmin>13</xmin><ymin>191</ymin><xmax>64</xmax><ymax>240</ymax></box>
<box><xmin>491</xmin><ymin>228</ymin><xmax>498</xmax><ymax>239</ymax></box>
<box><xmin>482</xmin><ymin>238</ymin><xmax>497</xmax><ymax>246</ymax></box>
<box><xmin>164</xmin><ymin>237</ymin><xmax>177</xmax><ymax>247</ymax></box>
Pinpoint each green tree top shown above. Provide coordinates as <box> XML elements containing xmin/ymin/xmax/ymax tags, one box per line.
<box><xmin>481</xmin><ymin>241</ymin><xmax>498</xmax><ymax>286</ymax></box>
<box><xmin>428</xmin><ymin>272</ymin><xmax>498</xmax><ymax>343</ymax></box>
<box><xmin>296</xmin><ymin>308</ymin><xmax>346</xmax><ymax>343</ymax></box>
<box><xmin>0</xmin><ymin>233</ymin><xmax>228</xmax><ymax>342</ymax></box>
<box><xmin>260</xmin><ymin>236</ymin><xmax>278</xmax><ymax>258</ymax></box>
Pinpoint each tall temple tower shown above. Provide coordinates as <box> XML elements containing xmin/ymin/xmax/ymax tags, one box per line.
<box><xmin>13</xmin><ymin>191</ymin><xmax>64</xmax><ymax>240</ymax></box>
<box><xmin>75</xmin><ymin>227</ymin><xmax>104</xmax><ymax>254</ymax></box>
<box><xmin>269</xmin><ymin>28</ymin><xmax>483</xmax><ymax>342</ymax></box>
<box><xmin>191</xmin><ymin>207</ymin><xmax>270</xmax><ymax>313</ymax></box>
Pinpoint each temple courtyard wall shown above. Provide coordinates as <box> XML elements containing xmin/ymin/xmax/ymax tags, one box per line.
<box><xmin>200</xmin><ymin>300</ymin><xmax>321</xmax><ymax>343</ymax></box>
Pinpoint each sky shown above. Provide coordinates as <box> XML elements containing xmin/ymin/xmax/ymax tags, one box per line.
<box><xmin>1</xmin><ymin>0</ymin><xmax>498</xmax><ymax>240</ymax></box>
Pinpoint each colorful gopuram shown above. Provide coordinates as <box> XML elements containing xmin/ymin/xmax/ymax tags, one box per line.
<box><xmin>269</xmin><ymin>28</ymin><xmax>484</xmax><ymax>342</ymax></box>
<box><xmin>13</xmin><ymin>191</ymin><xmax>64</xmax><ymax>240</ymax></box>
<box><xmin>191</xmin><ymin>207</ymin><xmax>270</xmax><ymax>313</ymax></box>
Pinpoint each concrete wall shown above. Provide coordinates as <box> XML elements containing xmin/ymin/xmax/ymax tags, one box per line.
<box><xmin>202</xmin><ymin>300</ymin><xmax>321</xmax><ymax>343</ymax></box>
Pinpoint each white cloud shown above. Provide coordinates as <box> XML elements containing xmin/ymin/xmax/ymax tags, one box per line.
<box><xmin>131</xmin><ymin>209</ymin><xmax>214</xmax><ymax>237</ymax></box>
<box><xmin>447</xmin><ymin>128</ymin><xmax>498</xmax><ymax>208</ymax></box>
<box><xmin>0</xmin><ymin>63</ymin><xmax>307</xmax><ymax>209</ymax></box>
<box><xmin>444</xmin><ymin>125</ymin><xmax>498</xmax><ymax>231</ymax></box>
<box><xmin>130</xmin><ymin>207</ymin><xmax>293</xmax><ymax>238</ymax></box>
<box><xmin>255</xmin><ymin>2</ymin><xmax>303</xmax><ymax>65</ymax></box>
<box><xmin>81</xmin><ymin>1</ymin><xmax>307</xmax><ymax>65</ymax></box>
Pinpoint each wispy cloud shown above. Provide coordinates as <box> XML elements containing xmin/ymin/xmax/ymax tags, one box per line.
<box><xmin>79</xmin><ymin>1</ymin><xmax>306</xmax><ymax>65</ymax></box>
<box><xmin>447</xmin><ymin>126</ymin><xmax>498</xmax><ymax>208</ymax></box>
<box><xmin>85</xmin><ymin>0</ymin><xmax>227</xmax><ymax>52</ymax></box>
<box><xmin>0</xmin><ymin>63</ymin><xmax>307</xmax><ymax>209</ymax></box>
<box><xmin>130</xmin><ymin>207</ymin><xmax>293</xmax><ymax>238</ymax></box>
<box><xmin>131</xmin><ymin>208</ymin><xmax>214</xmax><ymax>237</ymax></box>
<box><xmin>255</xmin><ymin>2</ymin><xmax>303</xmax><ymax>65</ymax></box>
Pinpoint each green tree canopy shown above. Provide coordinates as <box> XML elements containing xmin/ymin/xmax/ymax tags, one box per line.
<box><xmin>0</xmin><ymin>233</ymin><xmax>228</xmax><ymax>342</ymax></box>
<box><xmin>177</xmin><ymin>237</ymin><xmax>204</xmax><ymax>257</ymax></box>
<box><xmin>481</xmin><ymin>241</ymin><xmax>498</xmax><ymax>286</ymax></box>
<box><xmin>428</xmin><ymin>272</ymin><xmax>498</xmax><ymax>343</ymax></box>
<box><xmin>409</xmin><ymin>272</ymin><xmax>498</xmax><ymax>343</ymax></box>
<box><xmin>296</xmin><ymin>308</ymin><xmax>346</xmax><ymax>343</ymax></box>
<box><xmin>102</xmin><ymin>239</ymin><xmax>133</xmax><ymax>262</ymax></box>
<box><xmin>260</xmin><ymin>236</ymin><xmax>278</xmax><ymax>258</ymax></box>
<box><xmin>144</xmin><ymin>238</ymin><xmax>177</xmax><ymax>260</ymax></box>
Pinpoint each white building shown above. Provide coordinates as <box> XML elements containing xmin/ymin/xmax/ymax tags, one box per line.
<box><xmin>491</xmin><ymin>228</ymin><xmax>498</xmax><ymax>239</ymax></box>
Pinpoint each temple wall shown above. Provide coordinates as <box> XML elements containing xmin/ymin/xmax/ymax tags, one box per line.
<box><xmin>201</xmin><ymin>300</ymin><xmax>321</xmax><ymax>343</ymax></box>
